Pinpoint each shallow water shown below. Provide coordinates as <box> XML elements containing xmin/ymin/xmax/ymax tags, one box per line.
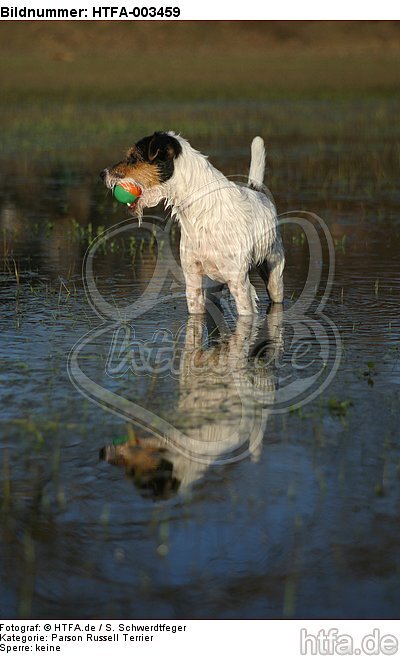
<box><xmin>0</xmin><ymin>106</ymin><xmax>400</xmax><ymax>619</ymax></box>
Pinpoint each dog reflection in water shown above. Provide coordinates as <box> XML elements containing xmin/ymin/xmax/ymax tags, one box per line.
<box><xmin>100</xmin><ymin>305</ymin><xmax>283</xmax><ymax>500</ymax></box>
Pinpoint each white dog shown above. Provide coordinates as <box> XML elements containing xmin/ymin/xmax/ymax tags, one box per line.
<box><xmin>101</xmin><ymin>307</ymin><xmax>283</xmax><ymax>499</ymax></box>
<box><xmin>100</xmin><ymin>131</ymin><xmax>285</xmax><ymax>315</ymax></box>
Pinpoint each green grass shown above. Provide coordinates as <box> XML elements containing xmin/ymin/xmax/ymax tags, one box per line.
<box><xmin>3</xmin><ymin>51</ymin><xmax>400</xmax><ymax>104</ymax></box>
<box><xmin>0</xmin><ymin>22</ymin><xmax>400</xmax><ymax>161</ymax></box>
<box><xmin>1</xmin><ymin>97</ymin><xmax>399</xmax><ymax>162</ymax></box>
<box><xmin>1</xmin><ymin>22</ymin><xmax>400</xmax><ymax>103</ymax></box>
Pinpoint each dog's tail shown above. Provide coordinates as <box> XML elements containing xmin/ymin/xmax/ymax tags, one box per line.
<box><xmin>248</xmin><ymin>136</ymin><xmax>266</xmax><ymax>191</ymax></box>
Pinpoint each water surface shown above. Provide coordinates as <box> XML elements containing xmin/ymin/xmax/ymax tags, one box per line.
<box><xmin>1</xmin><ymin>101</ymin><xmax>399</xmax><ymax>619</ymax></box>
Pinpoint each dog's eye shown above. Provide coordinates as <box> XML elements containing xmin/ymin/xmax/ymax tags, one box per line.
<box><xmin>126</xmin><ymin>147</ymin><xmax>140</xmax><ymax>164</ymax></box>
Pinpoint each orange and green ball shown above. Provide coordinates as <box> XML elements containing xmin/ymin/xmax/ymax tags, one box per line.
<box><xmin>113</xmin><ymin>182</ymin><xmax>142</xmax><ymax>205</ymax></box>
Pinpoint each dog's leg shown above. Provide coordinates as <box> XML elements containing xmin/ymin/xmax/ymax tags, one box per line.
<box><xmin>258</xmin><ymin>251</ymin><xmax>285</xmax><ymax>304</ymax></box>
<box><xmin>183</xmin><ymin>271</ymin><xmax>205</xmax><ymax>314</ymax></box>
<box><xmin>180</xmin><ymin>240</ymin><xmax>205</xmax><ymax>314</ymax></box>
<box><xmin>267</xmin><ymin>255</ymin><xmax>284</xmax><ymax>303</ymax></box>
<box><xmin>228</xmin><ymin>275</ymin><xmax>258</xmax><ymax>315</ymax></box>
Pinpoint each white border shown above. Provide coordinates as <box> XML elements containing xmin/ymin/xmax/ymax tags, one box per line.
<box><xmin>1</xmin><ymin>1</ymin><xmax>399</xmax><ymax>20</ymax></box>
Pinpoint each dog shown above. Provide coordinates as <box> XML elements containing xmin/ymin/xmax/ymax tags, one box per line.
<box><xmin>100</xmin><ymin>131</ymin><xmax>285</xmax><ymax>315</ymax></box>
<box><xmin>100</xmin><ymin>306</ymin><xmax>283</xmax><ymax>500</ymax></box>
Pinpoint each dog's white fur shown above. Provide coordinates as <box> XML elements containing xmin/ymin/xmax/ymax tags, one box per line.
<box><xmin>138</xmin><ymin>132</ymin><xmax>285</xmax><ymax>315</ymax></box>
<box><xmin>102</xmin><ymin>307</ymin><xmax>283</xmax><ymax>495</ymax></box>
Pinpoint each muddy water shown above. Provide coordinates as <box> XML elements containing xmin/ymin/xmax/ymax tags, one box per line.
<box><xmin>0</xmin><ymin>123</ymin><xmax>399</xmax><ymax>619</ymax></box>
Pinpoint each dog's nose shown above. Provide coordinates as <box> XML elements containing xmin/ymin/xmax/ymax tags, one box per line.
<box><xmin>99</xmin><ymin>169</ymin><xmax>107</xmax><ymax>181</ymax></box>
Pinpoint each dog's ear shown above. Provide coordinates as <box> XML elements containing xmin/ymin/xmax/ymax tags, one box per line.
<box><xmin>148</xmin><ymin>132</ymin><xmax>181</xmax><ymax>162</ymax></box>
<box><xmin>148</xmin><ymin>135</ymin><xmax>160</xmax><ymax>161</ymax></box>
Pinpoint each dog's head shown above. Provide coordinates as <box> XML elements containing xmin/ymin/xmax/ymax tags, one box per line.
<box><xmin>100</xmin><ymin>437</ymin><xmax>181</xmax><ymax>501</ymax></box>
<box><xmin>100</xmin><ymin>131</ymin><xmax>182</xmax><ymax>214</ymax></box>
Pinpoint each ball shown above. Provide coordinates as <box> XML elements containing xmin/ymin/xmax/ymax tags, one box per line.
<box><xmin>113</xmin><ymin>181</ymin><xmax>142</xmax><ymax>205</ymax></box>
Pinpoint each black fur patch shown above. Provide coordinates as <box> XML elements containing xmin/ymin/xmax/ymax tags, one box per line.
<box><xmin>136</xmin><ymin>132</ymin><xmax>182</xmax><ymax>183</ymax></box>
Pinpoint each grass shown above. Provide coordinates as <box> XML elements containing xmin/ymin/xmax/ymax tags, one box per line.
<box><xmin>327</xmin><ymin>397</ymin><xmax>353</xmax><ymax>418</ymax></box>
<box><xmin>0</xmin><ymin>22</ymin><xmax>399</xmax><ymax>162</ymax></box>
<box><xmin>3</xmin><ymin>51</ymin><xmax>400</xmax><ymax>104</ymax></box>
<box><xmin>1</xmin><ymin>22</ymin><xmax>400</xmax><ymax>103</ymax></box>
<box><xmin>0</xmin><ymin>99</ymin><xmax>399</xmax><ymax>189</ymax></box>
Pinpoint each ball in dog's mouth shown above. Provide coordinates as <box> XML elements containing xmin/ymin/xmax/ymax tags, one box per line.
<box><xmin>113</xmin><ymin>181</ymin><xmax>142</xmax><ymax>208</ymax></box>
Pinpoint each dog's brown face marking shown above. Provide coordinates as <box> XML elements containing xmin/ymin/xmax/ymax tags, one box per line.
<box><xmin>109</xmin><ymin>159</ymin><xmax>161</xmax><ymax>188</ymax></box>
<box><xmin>100</xmin><ymin>131</ymin><xmax>182</xmax><ymax>192</ymax></box>
<box><xmin>103</xmin><ymin>442</ymin><xmax>162</xmax><ymax>474</ymax></box>
<box><xmin>99</xmin><ymin>438</ymin><xmax>180</xmax><ymax>500</ymax></box>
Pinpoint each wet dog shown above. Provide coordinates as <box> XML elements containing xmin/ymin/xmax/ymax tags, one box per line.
<box><xmin>100</xmin><ymin>307</ymin><xmax>283</xmax><ymax>500</ymax></box>
<box><xmin>100</xmin><ymin>131</ymin><xmax>285</xmax><ymax>315</ymax></box>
